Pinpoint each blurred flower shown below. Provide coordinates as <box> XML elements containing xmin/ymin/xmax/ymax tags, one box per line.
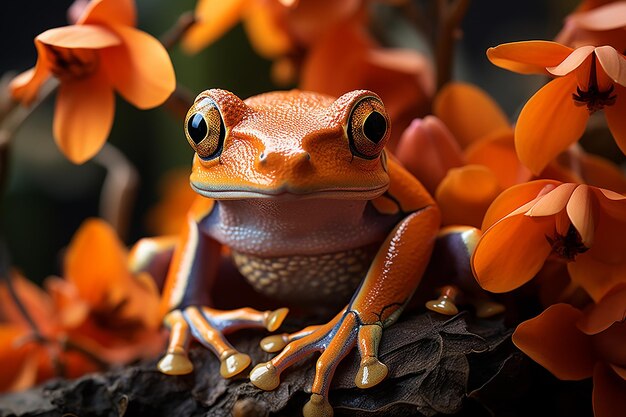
<box><xmin>0</xmin><ymin>272</ymin><xmax>100</xmax><ymax>392</ymax></box>
<box><xmin>145</xmin><ymin>169</ymin><xmax>197</xmax><ymax>236</ymax></box>
<box><xmin>513</xmin><ymin>284</ymin><xmax>626</xmax><ymax>417</ymax></box>
<box><xmin>0</xmin><ymin>218</ymin><xmax>163</xmax><ymax>392</ymax></box>
<box><xmin>472</xmin><ymin>179</ymin><xmax>626</xmax><ymax>301</ymax></box>
<box><xmin>53</xmin><ymin>218</ymin><xmax>163</xmax><ymax>363</ymax></box>
<box><xmin>10</xmin><ymin>0</ymin><xmax>176</xmax><ymax>164</ymax></box>
<box><xmin>394</xmin><ymin>116</ymin><xmax>464</xmax><ymax>195</ymax></box>
<box><xmin>182</xmin><ymin>0</ymin><xmax>361</xmax><ymax>58</ymax></box>
<box><xmin>488</xmin><ymin>41</ymin><xmax>626</xmax><ymax>174</ymax></box>
<box><xmin>556</xmin><ymin>1</ymin><xmax>626</xmax><ymax>51</ymax></box>
<box><xmin>183</xmin><ymin>0</ymin><xmax>292</xmax><ymax>57</ymax></box>
<box><xmin>395</xmin><ymin>83</ymin><xmax>528</xmax><ymax>227</ymax></box>
<box><xmin>301</xmin><ymin>21</ymin><xmax>434</xmax><ymax>149</ymax></box>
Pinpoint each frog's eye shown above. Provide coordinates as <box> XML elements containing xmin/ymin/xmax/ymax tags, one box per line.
<box><xmin>347</xmin><ymin>97</ymin><xmax>389</xmax><ymax>159</ymax></box>
<box><xmin>185</xmin><ymin>98</ymin><xmax>225</xmax><ymax>160</ymax></box>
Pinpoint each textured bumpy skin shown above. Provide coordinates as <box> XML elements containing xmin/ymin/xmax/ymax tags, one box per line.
<box><xmin>145</xmin><ymin>89</ymin><xmax>441</xmax><ymax>417</ymax></box>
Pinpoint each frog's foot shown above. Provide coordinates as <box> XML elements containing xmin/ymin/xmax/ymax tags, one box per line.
<box><xmin>250</xmin><ymin>308</ymin><xmax>388</xmax><ymax>417</ymax></box>
<box><xmin>425</xmin><ymin>285</ymin><xmax>460</xmax><ymax>316</ymax></box>
<box><xmin>158</xmin><ymin>306</ymin><xmax>288</xmax><ymax>378</ymax></box>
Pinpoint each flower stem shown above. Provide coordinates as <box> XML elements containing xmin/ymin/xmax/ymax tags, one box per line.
<box><xmin>0</xmin><ymin>242</ymin><xmax>44</xmax><ymax>341</ymax></box>
<box><xmin>160</xmin><ymin>11</ymin><xmax>196</xmax><ymax>51</ymax></box>
<box><xmin>0</xmin><ymin>78</ymin><xmax>58</xmax><ymax>191</ymax></box>
<box><xmin>93</xmin><ymin>143</ymin><xmax>139</xmax><ymax>241</ymax></box>
<box><xmin>435</xmin><ymin>0</ymin><xmax>470</xmax><ymax>91</ymax></box>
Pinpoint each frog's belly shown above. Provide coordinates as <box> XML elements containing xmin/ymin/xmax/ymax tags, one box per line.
<box><xmin>231</xmin><ymin>245</ymin><xmax>379</xmax><ymax>306</ymax></box>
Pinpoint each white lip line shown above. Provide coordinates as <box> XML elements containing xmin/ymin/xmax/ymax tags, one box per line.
<box><xmin>190</xmin><ymin>183</ymin><xmax>388</xmax><ymax>198</ymax></box>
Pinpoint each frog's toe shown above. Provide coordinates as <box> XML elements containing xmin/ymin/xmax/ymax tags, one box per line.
<box><xmin>354</xmin><ymin>324</ymin><xmax>388</xmax><ymax>389</ymax></box>
<box><xmin>158</xmin><ymin>310</ymin><xmax>194</xmax><ymax>375</ymax></box>
<box><xmin>425</xmin><ymin>285</ymin><xmax>460</xmax><ymax>316</ymax></box>
<box><xmin>158</xmin><ymin>347</ymin><xmax>194</xmax><ymax>375</ymax></box>
<box><xmin>260</xmin><ymin>324</ymin><xmax>322</xmax><ymax>353</ymax></box>
<box><xmin>220</xmin><ymin>349</ymin><xmax>251</xmax><ymax>378</ymax></box>
<box><xmin>264</xmin><ymin>307</ymin><xmax>289</xmax><ymax>332</ymax></box>
<box><xmin>259</xmin><ymin>334</ymin><xmax>289</xmax><ymax>353</ymax></box>
<box><xmin>249</xmin><ymin>362</ymin><xmax>281</xmax><ymax>390</ymax></box>
<box><xmin>355</xmin><ymin>357</ymin><xmax>388</xmax><ymax>389</ymax></box>
<box><xmin>303</xmin><ymin>393</ymin><xmax>334</xmax><ymax>417</ymax></box>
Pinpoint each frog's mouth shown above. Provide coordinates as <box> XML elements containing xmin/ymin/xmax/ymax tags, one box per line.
<box><xmin>190</xmin><ymin>182</ymin><xmax>389</xmax><ymax>200</ymax></box>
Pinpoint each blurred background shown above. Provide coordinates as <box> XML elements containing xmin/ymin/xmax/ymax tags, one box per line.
<box><xmin>0</xmin><ymin>0</ymin><xmax>586</xmax><ymax>282</ymax></box>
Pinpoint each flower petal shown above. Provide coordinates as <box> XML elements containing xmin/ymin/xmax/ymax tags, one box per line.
<box><xmin>78</xmin><ymin>0</ymin><xmax>136</xmax><ymax>27</ymax></box>
<box><xmin>9</xmin><ymin>40</ymin><xmax>52</xmax><ymax>105</ymax></box>
<box><xmin>566</xmin><ymin>184</ymin><xmax>597</xmax><ymax>247</ymax></box>
<box><xmin>568</xmin><ymin>254</ymin><xmax>626</xmax><ymax>302</ymax></box>
<box><xmin>395</xmin><ymin>116</ymin><xmax>464</xmax><ymax>194</ymax></box>
<box><xmin>546</xmin><ymin>46</ymin><xmax>594</xmax><ymax>77</ymax></box>
<box><xmin>579</xmin><ymin>151</ymin><xmax>626</xmax><ymax>193</ymax></box>
<box><xmin>593</xmin><ymin>362</ymin><xmax>626</xmax><ymax>417</ymax></box>
<box><xmin>100</xmin><ymin>25</ymin><xmax>175</xmax><ymax>109</ymax></box>
<box><xmin>36</xmin><ymin>25</ymin><xmax>121</xmax><ymax>49</ymax></box>
<box><xmin>526</xmin><ymin>183</ymin><xmax>578</xmax><ymax>217</ymax></box>
<box><xmin>464</xmin><ymin>131</ymin><xmax>532</xmax><ymax>189</ymax></box>
<box><xmin>481</xmin><ymin>180</ymin><xmax>561</xmax><ymax>230</ymax></box>
<box><xmin>571</xmin><ymin>2</ymin><xmax>626</xmax><ymax>31</ymax></box>
<box><xmin>515</xmin><ymin>74</ymin><xmax>590</xmax><ymax>175</ymax></box>
<box><xmin>242</xmin><ymin>1</ymin><xmax>292</xmax><ymax>58</ymax></box>
<box><xmin>64</xmin><ymin>218</ymin><xmax>131</xmax><ymax>307</ymax></box>
<box><xmin>589</xmin><ymin>191</ymin><xmax>626</xmax><ymax>264</ymax></box>
<box><xmin>435</xmin><ymin>165</ymin><xmax>502</xmax><ymax>228</ymax></box>
<box><xmin>604</xmin><ymin>85</ymin><xmax>626</xmax><ymax>156</ymax></box>
<box><xmin>472</xmin><ymin>212</ymin><xmax>554</xmax><ymax>292</ymax></box>
<box><xmin>0</xmin><ymin>326</ymin><xmax>35</xmax><ymax>392</ymax></box>
<box><xmin>595</xmin><ymin>46</ymin><xmax>626</xmax><ymax>87</ymax></box>
<box><xmin>487</xmin><ymin>41</ymin><xmax>574</xmax><ymax>75</ymax></box>
<box><xmin>53</xmin><ymin>71</ymin><xmax>114</xmax><ymax>164</ymax></box>
<box><xmin>182</xmin><ymin>0</ymin><xmax>247</xmax><ymax>54</ymax></box>
<box><xmin>513</xmin><ymin>304</ymin><xmax>595</xmax><ymax>380</ymax></box>
<box><xmin>577</xmin><ymin>283</ymin><xmax>626</xmax><ymax>334</ymax></box>
<box><xmin>433</xmin><ymin>82</ymin><xmax>511</xmax><ymax>148</ymax></box>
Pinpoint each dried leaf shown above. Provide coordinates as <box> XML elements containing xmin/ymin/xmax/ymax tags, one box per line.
<box><xmin>0</xmin><ymin>312</ymin><xmax>514</xmax><ymax>417</ymax></box>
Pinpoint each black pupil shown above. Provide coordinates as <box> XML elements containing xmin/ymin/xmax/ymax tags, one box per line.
<box><xmin>363</xmin><ymin>111</ymin><xmax>387</xmax><ymax>143</ymax></box>
<box><xmin>188</xmin><ymin>113</ymin><xmax>208</xmax><ymax>145</ymax></box>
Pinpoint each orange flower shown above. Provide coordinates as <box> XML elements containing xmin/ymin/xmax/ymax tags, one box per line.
<box><xmin>395</xmin><ymin>83</ymin><xmax>529</xmax><ymax>227</ymax></box>
<box><xmin>487</xmin><ymin>41</ymin><xmax>626</xmax><ymax>174</ymax></box>
<box><xmin>513</xmin><ymin>285</ymin><xmax>626</xmax><ymax>417</ymax></box>
<box><xmin>182</xmin><ymin>0</ymin><xmax>361</xmax><ymax>58</ymax></box>
<box><xmin>472</xmin><ymin>179</ymin><xmax>626</xmax><ymax>301</ymax></box>
<box><xmin>183</xmin><ymin>0</ymin><xmax>292</xmax><ymax>57</ymax></box>
<box><xmin>52</xmin><ymin>218</ymin><xmax>163</xmax><ymax>364</ymax></box>
<box><xmin>10</xmin><ymin>0</ymin><xmax>175</xmax><ymax>164</ymax></box>
<box><xmin>556</xmin><ymin>1</ymin><xmax>626</xmax><ymax>51</ymax></box>
<box><xmin>0</xmin><ymin>218</ymin><xmax>164</xmax><ymax>392</ymax></box>
<box><xmin>301</xmin><ymin>21</ymin><xmax>434</xmax><ymax>150</ymax></box>
<box><xmin>0</xmin><ymin>273</ymin><xmax>100</xmax><ymax>392</ymax></box>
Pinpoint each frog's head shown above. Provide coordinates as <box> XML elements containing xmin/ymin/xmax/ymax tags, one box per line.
<box><xmin>184</xmin><ymin>89</ymin><xmax>391</xmax><ymax>200</ymax></box>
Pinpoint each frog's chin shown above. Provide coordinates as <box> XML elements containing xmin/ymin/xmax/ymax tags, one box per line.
<box><xmin>190</xmin><ymin>182</ymin><xmax>388</xmax><ymax>200</ymax></box>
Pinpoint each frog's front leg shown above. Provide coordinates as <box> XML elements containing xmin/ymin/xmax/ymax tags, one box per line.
<box><xmin>251</xmin><ymin>182</ymin><xmax>440</xmax><ymax>416</ymax></box>
<box><xmin>156</xmin><ymin>197</ymin><xmax>288</xmax><ymax>378</ymax></box>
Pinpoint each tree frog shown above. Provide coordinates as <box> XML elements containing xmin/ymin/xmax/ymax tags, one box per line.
<box><xmin>141</xmin><ymin>89</ymin><xmax>441</xmax><ymax>417</ymax></box>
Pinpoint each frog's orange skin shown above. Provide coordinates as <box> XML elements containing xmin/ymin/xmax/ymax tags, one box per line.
<box><xmin>151</xmin><ymin>89</ymin><xmax>440</xmax><ymax>417</ymax></box>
